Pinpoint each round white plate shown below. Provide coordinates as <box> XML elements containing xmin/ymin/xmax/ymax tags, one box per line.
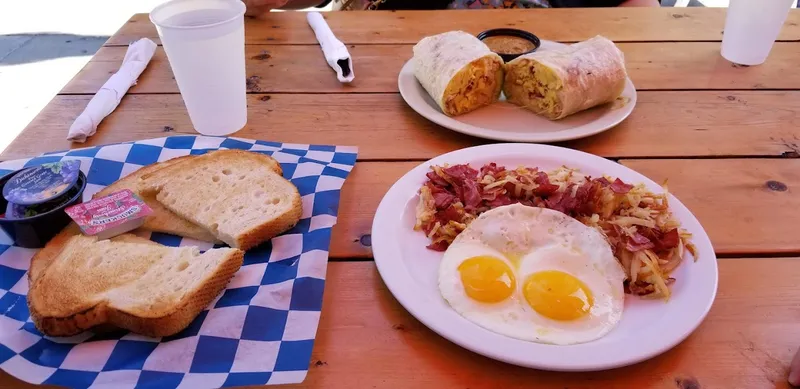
<box><xmin>371</xmin><ymin>144</ymin><xmax>718</xmax><ymax>371</ymax></box>
<box><xmin>398</xmin><ymin>41</ymin><xmax>637</xmax><ymax>143</ymax></box>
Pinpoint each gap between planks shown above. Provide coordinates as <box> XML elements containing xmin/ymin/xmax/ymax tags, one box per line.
<box><xmin>10</xmin><ymin>92</ymin><xmax>800</xmax><ymax>161</ymax></box>
<box><xmin>329</xmin><ymin>254</ymin><xmax>800</xmax><ymax>262</ymax></box>
<box><xmin>101</xmin><ymin>40</ymin><xmax>777</xmax><ymax>47</ymax></box>
<box><xmin>67</xmin><ymin>42</ymin><xmax>800</xmax><ymax>93</ymax></box>
<box><xmin>104</xmin><ymin>9</ymin><xmax>800</xmax><ymax>46</ymax></box>
<box><xmin>55</xmin><ymin>88</ymin><xmax>800</xmax><ymax>96</ymax></box>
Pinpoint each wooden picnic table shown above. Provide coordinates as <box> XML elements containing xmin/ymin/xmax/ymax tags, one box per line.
<box><xmin>2</xmin><ymin>7</ymin><xmax>800</xmax><ymax>389</ymax></box>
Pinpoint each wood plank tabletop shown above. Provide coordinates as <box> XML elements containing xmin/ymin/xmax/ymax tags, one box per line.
<box><xmin>61</xmin><ymin>42</ymin><xmax>800</xmax><ymax>94</ymax></box>
<box><xmin>3</xmin><ymin>259</ymin><xmax>799</xmax><ymax>389</ymax></box>
<box><xmin>5</xmin><ymin>92</ymin><xmax>800</xmax><ymax>161</ymax></box>
<box><xmin>106</xmin><ymin>8</ymin><xmax>800</xmax><ymax>46</ymax></box>
<box><xmin>329</xmin><ymin>159</ymin><xmax>800</xmax><ymax>258</ymax></box>
<box><xmin>2</xmin><ymin>7</ymin><xmax>800</xmax><ymax>389</ymax></box>
<box><xmin>305</xmin><ymin>260</ymin><xmax>800</xmax><ymax>389</ymax></box>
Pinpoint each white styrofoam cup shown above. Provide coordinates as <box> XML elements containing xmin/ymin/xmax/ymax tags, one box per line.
<box><xmin>150</xmin><ymin>0</ymin><xmax>247</xmax><ymax>136</ymax></box>
<box><xmin>721</xmin><ymin>0</ymin><xmax>795</xmax><ymax>66</ymax></box>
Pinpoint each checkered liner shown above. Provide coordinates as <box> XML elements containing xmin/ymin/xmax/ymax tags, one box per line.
<box><xmin>0</xmin><ymin>136</ymin><xmax>358</xmax><ymax>389</ymax></box>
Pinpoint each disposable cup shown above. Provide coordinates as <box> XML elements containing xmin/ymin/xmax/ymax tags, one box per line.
<box><xmin>721</xmin><ymin>0</ymin><xmax>795</xmax><ymax>66</ymax></box>
<box><xmin>150</xmin><ymin>0</ymin><xmax>247</xmax><ymax>136</ymax></box>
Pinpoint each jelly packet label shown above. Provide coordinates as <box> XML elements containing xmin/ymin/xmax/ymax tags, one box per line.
<box><xmin>66</xmin><ymin>189</ymin><xmax>153</xmax><ymax>236</ymax></box>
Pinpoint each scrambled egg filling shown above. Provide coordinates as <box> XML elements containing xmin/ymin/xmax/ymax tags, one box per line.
<box><xmin>443</xmin><ymin>57</ymin><xmax>502</xmax><ymax>116</ymax></box>
<box><xmin>511</xmin><ymin>60</ymin><xmax>564</xmax><ymax>118</ymax></box>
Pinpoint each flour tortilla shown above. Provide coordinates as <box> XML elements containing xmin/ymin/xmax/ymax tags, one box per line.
<box><xmin>413</xmin><ymin>31</ymin><xmax>504</xmax><ymax>116</ymax></box>
<box><xmin>504</xmin><ymin>35</ymin><xmax>627</xmax><ymax>120</ymax></box>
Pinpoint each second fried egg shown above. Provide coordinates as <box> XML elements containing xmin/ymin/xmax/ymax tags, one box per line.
<box><xmin>438</xmin><ymin>204</ymin><xmax>626</xmax><ymax>345</ymax></box>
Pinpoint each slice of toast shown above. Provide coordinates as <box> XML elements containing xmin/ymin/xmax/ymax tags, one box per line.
<box><xmin>94</xmin><ymin>156</ymin><xmax>220</xmax><ymax>243</ymax></box>
<box><xmin>139</xmin><ymin>150</ymin><xmax>302</xmax><ymax>251</ymax></box>
<box><xmin>28</xmin><ymin>223</ymin><xmax>155</xmax><ymax>285</ymax></box>
<box><xmin>27</xmin><ymin>234</ymin><xmax>243</xmax><ymax>337</ymax></box>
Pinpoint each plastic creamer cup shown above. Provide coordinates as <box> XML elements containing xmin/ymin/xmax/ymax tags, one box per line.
<box><xmin>721</xmin><ymin>0</ymin><xmax>795</xmax><ymax>66</ymax></box>
<box><xmin>150</xmin><ymin>0</ymin><xmax>248</xmax><ymax>136</ymax></box>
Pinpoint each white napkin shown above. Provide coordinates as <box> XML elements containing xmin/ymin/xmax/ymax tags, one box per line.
<box><xmin>307</xmin><ymin>12</ymin><xmax>354</xmax><ymax>83</ymax></box>
<box><xmin>67</xmin><ymin>38</ymin><xmax>157</xmax><ymax>143</ymax></box>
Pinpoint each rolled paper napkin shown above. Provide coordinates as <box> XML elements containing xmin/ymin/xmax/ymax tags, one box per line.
<box><xmin>67</xmin><ymin>38</ymin><xmax>157</xmax><ymax>143</ymax></box>
<box><xmin>307</xmin><ymin>11</ymin><xmax>354</xmax><ymax>83</ymax></box>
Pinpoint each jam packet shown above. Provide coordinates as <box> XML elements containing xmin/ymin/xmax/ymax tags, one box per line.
<box><xmin>66</xmin><ymin>189</ymin><xmax>153</xmax><ymax>240</ymax></box>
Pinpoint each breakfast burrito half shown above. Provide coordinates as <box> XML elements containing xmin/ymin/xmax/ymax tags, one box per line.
<box><xmin>504</xmin><ymin>36</ymin><xmax>627</xmax><ymax>120</ymax></box>
<box><xmin>413</xmin><ymin>31</ymin><xmax>504</xmax><ymax>117</ymax></box>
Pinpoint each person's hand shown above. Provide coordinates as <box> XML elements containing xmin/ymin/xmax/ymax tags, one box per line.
<box><xmin>243</xmin><ymin>0</ymin><xmax>289</xmax><ymax>17</ymax></box>
<box><xmin>790</xmin><ymin>346</ymin><xmax>800</xmax><ymax>386</ymax></box>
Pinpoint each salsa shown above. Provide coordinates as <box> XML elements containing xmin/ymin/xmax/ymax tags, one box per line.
<box><xmin>482</xmin><ymin>35</ymin><xmax>537</xmax><ymax>55</ymax></box>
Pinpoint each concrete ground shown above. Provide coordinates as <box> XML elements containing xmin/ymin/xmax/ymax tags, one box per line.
<box><xmin>0</xmin><ymin>0</ymin><xmax>167</xmax><ymax>155</ymax></box>
<box><xmin>0</xmin><ymin>0</ymin><xmax>735</xmax><ymax>156</ymax></box>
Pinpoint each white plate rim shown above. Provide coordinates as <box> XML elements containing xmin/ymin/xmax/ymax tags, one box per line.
<box><xmin>397</xmin><ymin>40</ymin><xmax>637</xmax><ymax>143</ymax></box>
<box><xmin>370</xmin><ymin>143</ymin><xmax>719</xmax><ymax>372</ymax></box>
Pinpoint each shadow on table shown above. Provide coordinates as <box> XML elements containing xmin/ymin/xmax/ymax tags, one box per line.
<box><xmin>0</xmin><ymin>33</ymin><xmax>110</xmax><ymax>66</ymax></box>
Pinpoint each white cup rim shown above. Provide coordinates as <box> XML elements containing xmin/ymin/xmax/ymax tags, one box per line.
<box><xmin>150</xmin><ymin>0</ymin><xmax>246</xmax><ymax>30</ymax></box>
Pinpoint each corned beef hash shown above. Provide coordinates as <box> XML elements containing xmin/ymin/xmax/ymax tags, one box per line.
<box><xmin>414</xmin><ymin>162</ymin><xmax>697</xmax><ymax>300</ymax></box>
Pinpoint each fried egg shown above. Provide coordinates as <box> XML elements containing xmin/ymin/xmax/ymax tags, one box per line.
<box><xmin>438</xmin><ymin>204</ymin><xmax>626</xmax><ymax>345</ymax></box>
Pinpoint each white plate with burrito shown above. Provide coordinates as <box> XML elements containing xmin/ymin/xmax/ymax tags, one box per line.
<box><xmin>399</xmin><ymin>38</ymin><xmax>637</xmax><ymax>143</ymax></box>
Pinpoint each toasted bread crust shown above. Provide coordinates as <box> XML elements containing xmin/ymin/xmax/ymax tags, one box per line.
<box><xmin>107</xmin><ymin>249</ymin><xmax>243</xmax><ymax>337</ymax></box>
<box><xmin>139</xmin><ymin>149</ymin><xmax>301</xmax><ymax>250</ymax></box>
<box><xmin>138</xmin><ymin>149</ymin><xmax>283</xmax><ymax>185</ymax></box>
<box><xmin>29</xmin><ymin>227</ymin><xmax>161</xmax><ymax>285</ymax></box>
<box><xmin>29</xmin><ymin>302</ymin><xmax>109</xmax><ymax>337</ymax></box>
<box><xmin>95</xmin><ymin>155</ymin><xmax>220</xmax><ymax>243</ymax></box>
<box><xmin>28</xmin><ymin>224</ymin><xmax>81</xmax><ymax>285</ymax></box>
<box><xmin>27</xmin><ymin>150</ymin><xmax>294</xmax><ymax>337</ymax></box>
<box><xmin>236</xmin><ymin>190</ymin><xmax>303</xmax><ymax>251</ymax></box>
<box><xmin>27</xmin><ymin>235</ymin><xmax>244</xmax><ymax>338</ymax></box>
<box><xmin>95</xmin><ymin>155</ymin><xmax>197</xmax><ymax>198</ymax></box>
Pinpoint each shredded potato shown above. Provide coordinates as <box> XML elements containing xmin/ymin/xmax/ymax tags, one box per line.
<box><xmin>414</xmin><ymin>163</ymin><xmax>697</xmax><ymax>300</ymax></box>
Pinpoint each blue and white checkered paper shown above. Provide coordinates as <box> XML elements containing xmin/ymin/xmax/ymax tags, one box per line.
<box><xmin>0</xmin><ymin>136</ymin><xmax>357</xmax><ymax>389</ymax></box>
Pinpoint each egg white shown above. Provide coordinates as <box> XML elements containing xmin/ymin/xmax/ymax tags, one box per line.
<box><xmin>516</xmin><ymin>244</ymin><xmax>625</xmax><ymax>345</ymax></box>
<box><xmin>439</xmin><ymin>241</ymin><xmax>531</xmax><ymax>337</ymax></box>
<box><xmin>438</xmin><ymin>204</ymin><xmax>627</xmax><ymax>345</ymax></box>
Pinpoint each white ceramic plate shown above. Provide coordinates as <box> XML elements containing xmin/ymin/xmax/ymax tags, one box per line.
<box><xmin>398</xmin><ymin>41</ymin><xmax>637</xmax><ymax>143</ymax></box>
<box><xmin>371</xmin><ymin>144</ymin><xmax>718</xmax><ymax>371</ymax></box>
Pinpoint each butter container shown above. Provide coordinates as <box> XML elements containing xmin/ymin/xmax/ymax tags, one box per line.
<box><xmin>0</xmin><ymin>162</ymin><xmax>87</xmax><ymax>248</ymax></box>
<box><xmin>65</xmin><ymin>189</ymin><xmax>153</xmax><ymax>240</ymax></box>
<box><xmin>3</xmin><ymin>160</ymin><xmax>82</xmax><ymax>219</ymax></box>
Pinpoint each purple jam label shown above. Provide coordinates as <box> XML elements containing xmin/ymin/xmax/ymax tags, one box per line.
<box><xmin>3</xmin><ymin>160</ymin><xmax>81</xmax><ymax>206</ymax></box>
<box><xmin>5</xmin><ymin>202</ymin><xmax>31</xmax><ymax>219</ymax></box>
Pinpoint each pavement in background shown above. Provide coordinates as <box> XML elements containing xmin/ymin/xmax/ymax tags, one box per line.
<box><xmin>0</xmin><ymin>0</ymin><xmax>167</xmax><ymax>155</ymax></box>
<box><xmin>0</xmin><ymin>0</ymin><xmax>723</xmax><ymax>157</ymax></box>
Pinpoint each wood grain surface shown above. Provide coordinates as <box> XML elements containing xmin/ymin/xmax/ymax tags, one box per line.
<box><xmin>330</xmin><ymin>159</ymin><xmax>800</xmax><ymax>258</ymax></box>
<box><xmin>304</xmin><ymin>260</ymin><xmax>800</xmax><ymax>389</ymax></box>
<box><xmin>1</xmin><ymin>259</ymin><xmax>797</xmax><ymax>389</ymax></box>
<box><xmin>5</xmin><ymin>92</ymin><xmax>800</xmax><ymax>162</ymax></box>
<box><xmin>62</xmin><ymin>42</ymin><xmax>800</xmax><ymax>94</ymax></box>
<box><xmin>105</xmin><ymin>8</ymin><xmax>800</xmax><ymax>46</ymax></box>
<box><xmin>4</xmin><ymin>8</ymin><xmax>800</xmax><ymax>389</ymax></box>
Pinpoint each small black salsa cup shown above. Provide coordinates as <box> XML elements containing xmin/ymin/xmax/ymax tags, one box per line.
<box><xmin>477</xmin><ymin>28</ymin><xmax>541</xmax><ymax>63</ymax></box>
<box><xmin>0</xmin><ymin>169</ymin><xmax>87</xmax><ymax>248</ymax></box>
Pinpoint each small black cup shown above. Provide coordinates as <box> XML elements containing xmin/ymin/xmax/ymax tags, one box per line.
<box><xmin>477</xmin><ymin>28</ymin><xmax>542</xmax><ymax>62</ymax></box>
<box><xmin>0</xmin><ymin>170</ymin><xmax>87</xmax><ymax>248</ymax></box>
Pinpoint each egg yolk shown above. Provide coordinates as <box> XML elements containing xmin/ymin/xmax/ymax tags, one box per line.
<box><xmin>458</xmin><ymin>256</ymin><xmax>516</xmax><ymax>303</ymax></box>
<box><xmin>523</xmin><ymin>270</ymin><xmax>594</xmax><ymax>321</ymax></box>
